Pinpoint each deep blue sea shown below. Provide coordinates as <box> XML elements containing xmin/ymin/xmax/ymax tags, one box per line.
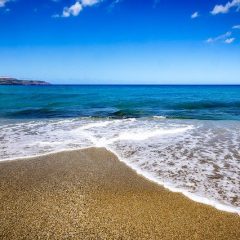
<box><xmin>1</xmin><ymin>85</ymin><xmax>240</xmax><ymax>120</ymax></box>
<box><xmin>0</xmin><ymin>85</ymin><xmax>240</xmax><ymax>214</ymax></box>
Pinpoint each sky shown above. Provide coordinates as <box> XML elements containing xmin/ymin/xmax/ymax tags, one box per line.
<box><xmin>0</xmin><ymin>0</ymin><xmax>240</xmax><ymax>84</ymax></box>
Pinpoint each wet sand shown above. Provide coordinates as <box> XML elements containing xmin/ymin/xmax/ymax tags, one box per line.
<box><xmin>0</xmin><ymin>148</ymin><xmax>239</xmax><ymax>239</ymax></box>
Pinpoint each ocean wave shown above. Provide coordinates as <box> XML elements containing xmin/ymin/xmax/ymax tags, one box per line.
<box><xmin>153</xmin><ymin>115</ymin><xmax>166</xmax><ymax>119</ymax></box>
<box><xmin>173</xmin><ymin>100</ymin><xmax>240</xmax><ymax>110</ymax></box>
<box><xmin>112</xmin><ymin>109</ymin><xmax>146</xmax><ymax>118</ymax></box>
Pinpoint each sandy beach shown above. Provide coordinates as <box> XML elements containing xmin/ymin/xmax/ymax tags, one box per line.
<box><xmin>0</xmin><ymin>147</ymin><xmax>239</xmax><ymax>239</ymax></box>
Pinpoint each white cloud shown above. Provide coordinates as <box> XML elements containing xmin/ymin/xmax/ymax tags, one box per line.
<box><xmin>81</xmin><ymin>0</ymin><xmax>101</xmax><ymax>7</ymax></box>
<box><xmin>211</xmin><ymin>0</ymin><xmax>240</xmax><ymax>15</ymax></box>
<box><xmin>191</xmin><ymin>11</ymin><xmax>199</xmax><ymax>19</ymax></box>
<box><xmin>206</xmin><ymin>31</ymin><xmax>232</xmax><ymax>43</ymax></box>
<box><xmin>225</xmin><ymin>38</ymin><xmax>235</xmax><ymax>43</ymax></box>
<box><xmin>0</xmin><ymin>0</ymin><xmax>10</xmax><ymax>8</ymax></box>
<box><xmin>62</xmin><ymin>1</ymin><xmax>83</xmax><ymax>17</ymax></box>
<box><xmin>211</xmin><ymin>4</ymin><xmax>229</xmax><ymax>14</ymax></box>
<box><xmin>54</xmin><ymin>0</ymin><xmax>102</xmax><ymax>18</ymax></box>
<box><xmin>233</xmin><ymin>25</ymin><xmax>240</xmax><ymax>29</ymax></box>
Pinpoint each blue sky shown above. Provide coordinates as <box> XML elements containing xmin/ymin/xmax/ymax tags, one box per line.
<box><xmin>0</xmin><ymin>0</ymin><xmax>240</xmax><ymax>84</ymax></box>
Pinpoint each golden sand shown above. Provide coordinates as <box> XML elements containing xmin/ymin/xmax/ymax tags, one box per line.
<box><xmin>0</xmin><ymin>148</ymin><xmax>239</xmax><ymax>239</ymax></box>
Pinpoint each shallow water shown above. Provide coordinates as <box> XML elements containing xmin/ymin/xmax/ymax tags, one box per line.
<box><xmin>0</xmin><ymin>117</ymin><xmax>239</xmax><ymax>213</ymax></box>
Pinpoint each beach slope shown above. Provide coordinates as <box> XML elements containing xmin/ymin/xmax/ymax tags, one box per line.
<box><xmin>0</xmin><ymin>148</ymin><xmax>239</xmax><ymax>239</ymax></box>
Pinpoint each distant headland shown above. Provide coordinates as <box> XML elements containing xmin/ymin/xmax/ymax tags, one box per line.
<box><xmin>0</xmin><ymin>77</ymin><xmax>50</xmax><ymax>86</ymax></box>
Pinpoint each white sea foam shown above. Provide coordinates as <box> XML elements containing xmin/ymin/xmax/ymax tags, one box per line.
<box><xmin>0</xmin><ymin>118</ymin><xmax>239</xmax><ymax>214</ymax></box>
<box><xmin>153</xmin><ymin>115</ymin><xmax>166</xmax><ymax>119</ymax></box>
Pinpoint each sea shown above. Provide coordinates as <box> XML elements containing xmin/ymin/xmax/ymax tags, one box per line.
<box><xmin>0</xmin><ymin>85</ymin><xmax>239</xmax><ymax>214</ymax></box>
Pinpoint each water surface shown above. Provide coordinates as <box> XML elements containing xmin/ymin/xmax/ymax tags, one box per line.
<box><xmin>0</xmin><ymin>85</ymin><xmax>240</xmax><ymax>213</ymax></box>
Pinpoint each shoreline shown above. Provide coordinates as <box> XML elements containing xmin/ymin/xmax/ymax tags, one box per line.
<box><xmin>1</xmin><ymin>147</ymin><xmax>239</xmax><ymax>215</ymax></box>
<box><xmin>0</xmin><ymin>147</ymin><xmax>239</xmax><ymax>239</ymax></box>
<box><xmin>106</xmin><ymin>146</ymin><xmax>240</xmax><ymax>215</ymax></box>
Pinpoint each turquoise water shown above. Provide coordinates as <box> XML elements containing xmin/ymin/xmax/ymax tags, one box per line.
<box><xmin>0</xmin><ymin>85</ymin><xmax>240</xmax><ymax>213</ymax></box>
<box><xmin>1</xmin><ymin>85</ymin><xmax>240</xmax><ymax>120</ymax></box>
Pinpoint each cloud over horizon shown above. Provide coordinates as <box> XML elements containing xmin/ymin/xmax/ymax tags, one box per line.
<box><xmin>206</xmin><ymin>31</ymin><xmax>232</xmax><ymax>43</ymax></box>
<box><xmin>224</xmin><ymin>37</ymin><xmax>235</xmax><ymax>43</ymax></box>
